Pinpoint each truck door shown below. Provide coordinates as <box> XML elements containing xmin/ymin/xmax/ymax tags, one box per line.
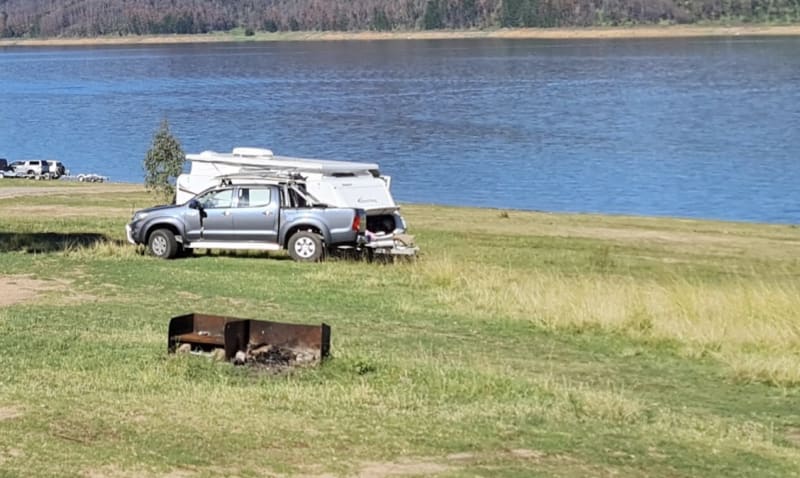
<box><xmin>193</xmin><ymin>187</ymin><xmax>235</xmax><ymax>241</ymax></box>
<box><xmin>230</xmin><ymin>186</ymin><xmax>279</xmax><ymax>243</ymax></box>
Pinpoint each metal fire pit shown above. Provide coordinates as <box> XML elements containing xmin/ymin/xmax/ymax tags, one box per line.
<box><xmin>168</xmin><ymin>313</ymin><xmax>330</xmax><ymax>366</ymax></box>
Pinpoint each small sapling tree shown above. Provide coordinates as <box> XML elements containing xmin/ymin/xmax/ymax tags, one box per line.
<box><xmin>143</xmin><ymin>119</ymin><xmax>185</xmax><ymax>203</ymax></box>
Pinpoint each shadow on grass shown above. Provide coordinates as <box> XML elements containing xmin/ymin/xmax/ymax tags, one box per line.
<box><xmin>190</xmin><ymin>249</ymin><xmax>294</xmax><ymax>261</ymax></box>
<box><xmin>0</xmin><ymin>232</ymin><xmax>118</xmax><ymax>253</ymax></box>
<box><xmin>0</xmin><ymin>233</ymin><xmax>409</xmax><ymax>263</ymax></box>
<box><xmin>188</xmin><ymin>249</ymin><xmax>385</xmax><ymax>263</ymax></box>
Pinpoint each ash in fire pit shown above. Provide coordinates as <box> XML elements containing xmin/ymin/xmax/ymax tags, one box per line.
<box><xmin>233</xmin><ymin>344</ymin><xmax>321</xmax><ymax>368</ymax></box>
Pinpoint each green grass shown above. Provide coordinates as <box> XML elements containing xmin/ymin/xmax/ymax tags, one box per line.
<box><xmin>0</xmin><ymin>184</ymin><xmax>799</xmax><ymax>477</ymax></box>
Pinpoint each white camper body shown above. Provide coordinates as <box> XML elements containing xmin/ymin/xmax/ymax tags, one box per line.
<box><xmin>176</xmin><ymin>148</ymin><xmax>410</xmax><ymax>238</ymax></box>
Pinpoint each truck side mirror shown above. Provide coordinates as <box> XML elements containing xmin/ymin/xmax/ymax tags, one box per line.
<box><xmin>188</xmin><ymin>199</ymin><xmax>207</xmax><ymax>224</ymax></box>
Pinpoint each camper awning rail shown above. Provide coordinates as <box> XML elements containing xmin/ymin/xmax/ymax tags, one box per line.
<box><xmin>186</xmin><ymin>150</ymin><xmax>380</xmax><ymax>175</ymax></box>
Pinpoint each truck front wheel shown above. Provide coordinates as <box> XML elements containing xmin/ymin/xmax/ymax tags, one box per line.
<box><xmin>288</xmin><ymin>231</ymin><xmax>324</xmax><ymax>262</ymax></box>
<box><xmin>148</xmin><ymin>229</ymin><xmax>178</xmax><ymax>259</ymax></box>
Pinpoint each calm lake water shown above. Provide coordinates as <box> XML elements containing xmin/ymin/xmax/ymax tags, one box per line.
<box><xmin>1</xmin><ymin>38</ymin><xmax>799</xmax><ymax>223</ymax></box>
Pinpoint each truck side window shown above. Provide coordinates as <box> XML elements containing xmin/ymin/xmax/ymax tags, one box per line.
<box><xmin>198</xmin><ymin>188</ymin><xmax>233</xmax><ymax>209</ymax></box>
<box><xmin>288</xmin><ymin>189</ymin><xmax>307</xmax><ymax>208</ymax></box>
<box><xmin>237</xmin><ymin>187</ymin><xmax>270</xmax><ymax>208</ymax></box>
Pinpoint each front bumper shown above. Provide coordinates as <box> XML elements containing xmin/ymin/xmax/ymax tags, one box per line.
<box><xmin>125</xmin><ymin>224</ymin><xmax>137</xmax><ymax>245</ymax></box>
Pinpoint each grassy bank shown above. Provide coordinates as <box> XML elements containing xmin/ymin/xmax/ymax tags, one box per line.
<box><xmin>2</xmin><ymin>24</ymin><xmax>800</xmax><ymax>47</ymax></box>
<box><xmin>1</xmin><ymin>183</ymin><xmax>799</xmax><ymax>477</ymax></box>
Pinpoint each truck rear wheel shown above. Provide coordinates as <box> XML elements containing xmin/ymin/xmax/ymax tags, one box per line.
<box><xmin>288</xmin><ymin>231</ymin><xmax>324</xmax><ymax>262</ymax></box>
<box><xmin>148</xmin><ymin>229</ymin><xmax>178</xmax><ymax>259</ymax></box>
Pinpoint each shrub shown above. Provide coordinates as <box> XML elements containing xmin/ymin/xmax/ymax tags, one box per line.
<box><xmin>143</xmin><ymin>119</ymin><xmax>185</xmax><ymax>203</ymax></box>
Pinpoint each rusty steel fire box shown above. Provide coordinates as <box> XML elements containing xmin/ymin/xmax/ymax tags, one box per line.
<box><xmin>168</xmin><ymin>313</ymin><xmax>331</xmax><ymax>366</ymax></box>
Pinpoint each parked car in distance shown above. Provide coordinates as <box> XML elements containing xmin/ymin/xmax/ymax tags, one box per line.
<box><xmin>10</xmin><ymin>160</ymin><xmax>50</xmax><ymax>178</ymax></box>
<box><xmin>47</xmin><ymin>160</ymin><xmax>68</xmax><ymax>179</ymax></box>
<box><xmin>126</xmin><ymin>180</ymin><xmax>367</xmax><ymax>262</ymax></box>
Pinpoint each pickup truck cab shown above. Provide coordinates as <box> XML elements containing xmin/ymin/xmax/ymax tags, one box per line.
<box><xmin>126</xmin><ymin>181</ymin><xmax>366</xmax><ymax>261</ymax></box>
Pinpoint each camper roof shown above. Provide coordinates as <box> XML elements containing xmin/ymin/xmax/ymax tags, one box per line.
<box><xmin>186</xmin><ymin>148</ymin><xmax>380</xmax><ymax>175</ymax></box>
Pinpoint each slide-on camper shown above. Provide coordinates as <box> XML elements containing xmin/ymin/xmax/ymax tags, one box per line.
<box><xmin>176</xmin><ymin>148</ymin><xmax>417</xmax><ymax>256</ymax></box>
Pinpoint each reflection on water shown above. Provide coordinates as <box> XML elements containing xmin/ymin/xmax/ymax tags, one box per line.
<box><xmin>1</xmin><ymin>38</ymin><xmax>799</xmax><ymax>223</ymax></box>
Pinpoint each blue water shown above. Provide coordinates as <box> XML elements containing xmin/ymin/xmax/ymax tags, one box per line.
<box><xmin>1</xmin><ymin>38</ymin><xmax>799</xmax><ymax>223</ymax></box>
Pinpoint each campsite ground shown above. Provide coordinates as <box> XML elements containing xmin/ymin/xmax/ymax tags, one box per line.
<box><xmin>0</xmin><ymin>181</ymin><xmax>799</xmax><ymax>477</ymax></box>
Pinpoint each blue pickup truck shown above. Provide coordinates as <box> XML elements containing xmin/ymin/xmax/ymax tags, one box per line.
<box><xmin>127</xmin><ymin>180</ymin><xmax>366</xmax><ymax>262</ymax></box>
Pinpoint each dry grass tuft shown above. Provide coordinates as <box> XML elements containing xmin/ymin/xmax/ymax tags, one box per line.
<box><xmin>401</xmin><ymin>256</ymin><xmax>800</xmax><ymax>385</ymax></box>
<box><xmin>62</xmin><ymin>240</ymin><xmax>142</xmax><ymax>259</ymax></box>
<box><xmin>537</xmin><ymin>377</ymin><xmax>648</xmax><ymax>425</ymax></box>
<box><xmin>724</xmin><ymin>350</ymin><xmax>800</xmax><ymax>387</ymax></box>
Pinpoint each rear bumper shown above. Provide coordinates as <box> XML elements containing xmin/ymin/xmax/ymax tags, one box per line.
<box><xmin>365</xmin><ymin>233</ymin><xmax>418</xmax><ymax>256</ymax></box>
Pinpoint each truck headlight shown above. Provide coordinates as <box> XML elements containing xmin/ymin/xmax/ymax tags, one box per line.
<box><xmin>132</xmin><ymin>211</ymin><xmax>149</xmax><ymax>221</ymax></box>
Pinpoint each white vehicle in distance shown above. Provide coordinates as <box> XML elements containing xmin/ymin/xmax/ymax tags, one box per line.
<box><xmin>47</xmin><ymin>161</ymin><xmax>68</xmax><ymax>179</ymax></box>
<box><xmin>10</xmin><ymin>160</ymin><xmax>50</xmax><ymax>178</ymax></box>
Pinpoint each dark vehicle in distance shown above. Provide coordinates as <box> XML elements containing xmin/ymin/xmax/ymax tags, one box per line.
<box><xmin>0</xmin><ymin>159</ymin><xmax>20</xmax><ymax>178</ymax></box>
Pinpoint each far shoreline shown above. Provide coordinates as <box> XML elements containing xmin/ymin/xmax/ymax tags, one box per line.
<box><xmin>2</xmin><ymin>24</ymin><xmax>800</xmax><ymax>47</ymax></box>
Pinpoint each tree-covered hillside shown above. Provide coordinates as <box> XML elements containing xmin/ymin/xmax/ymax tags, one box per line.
<box><xmin>1</xmin><ymin>0</ymin><xmax>799</xmax><ymax>38</ymax></box>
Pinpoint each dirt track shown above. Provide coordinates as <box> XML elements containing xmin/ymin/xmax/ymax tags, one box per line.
<box><xmin>0</xmin><ymin>275</ymin><xmax>65</xmax><ymax>307</ymax></box>
<box><xmin>0</xmin><ymin>184</ymin><xmax>144</xmax><ymax>200</ymax></box>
